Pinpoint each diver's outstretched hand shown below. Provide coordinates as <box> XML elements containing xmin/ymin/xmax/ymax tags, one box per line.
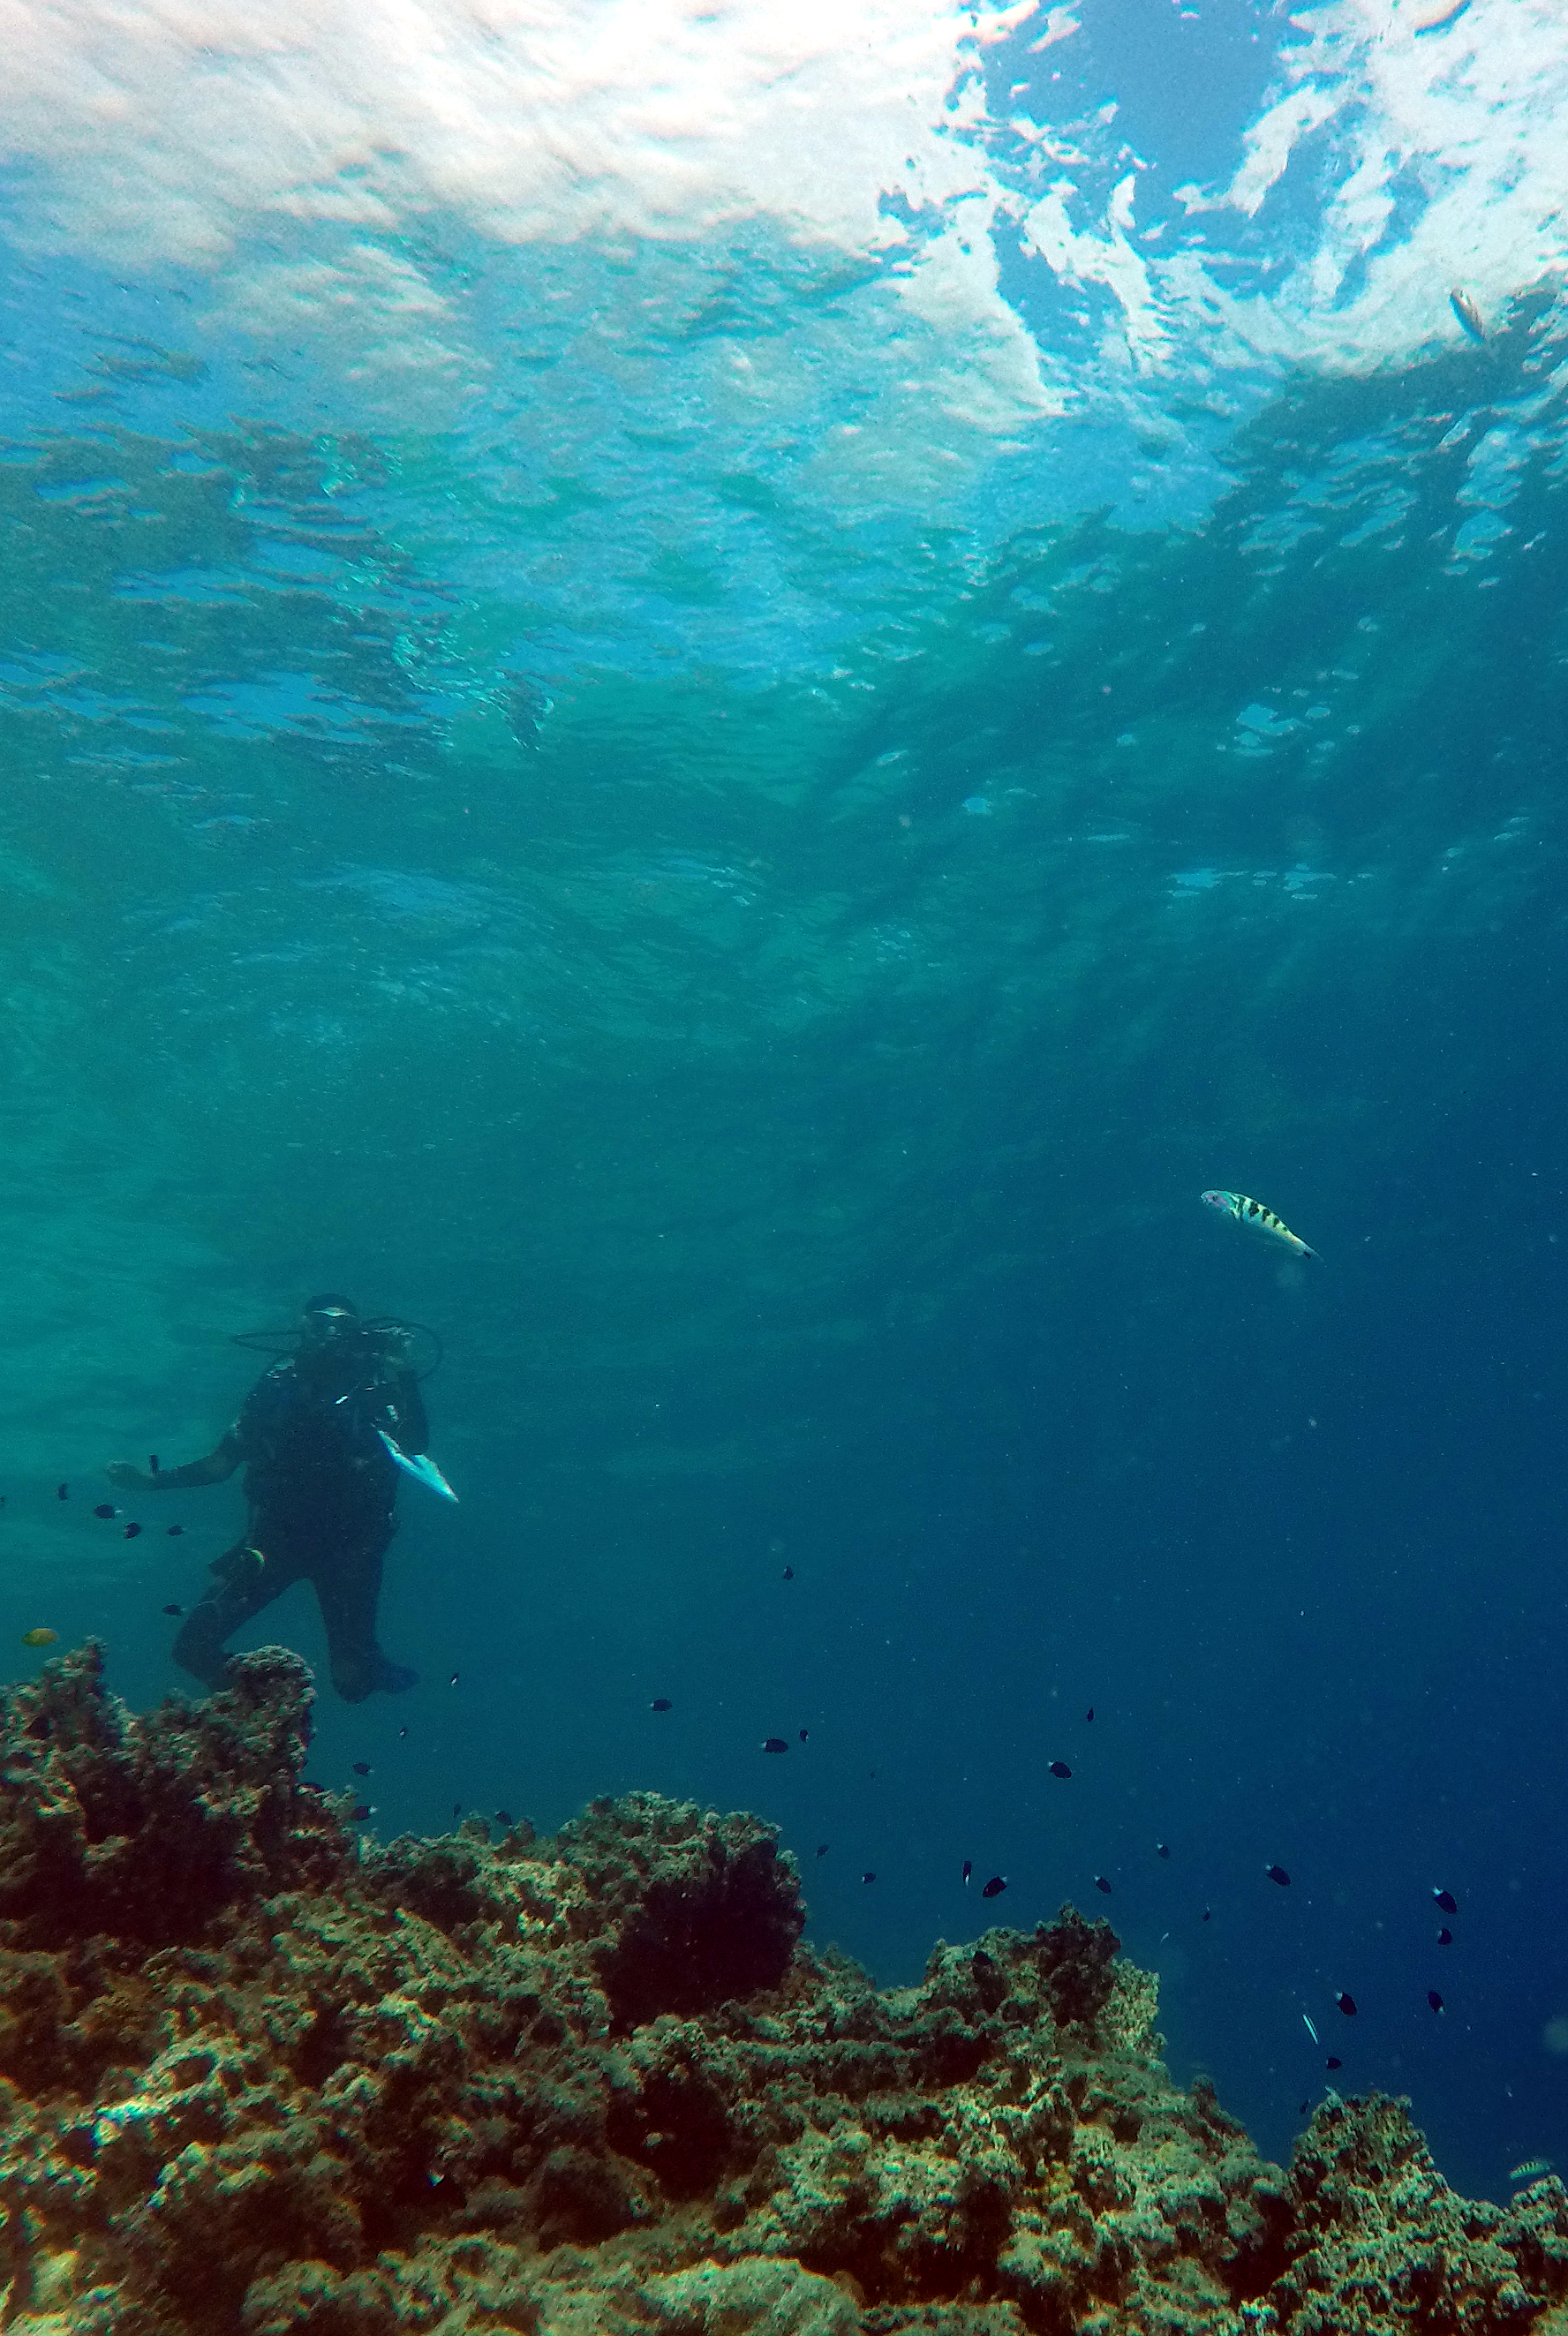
<box><xmin>106</xmin><ymin>1461</ymin><xmax>156</xmax><ymax>1492</ymax></box>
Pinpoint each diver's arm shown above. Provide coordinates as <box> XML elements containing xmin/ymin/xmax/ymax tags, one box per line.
<box><xmin>107</xmin><ymin>1428</ymin><xmax>244</xmax><ymax>1495</ymax></box>
<box><xmin>388</xmin><ymin>1375</ymin><xmax>429</xmax><ymax>1454</ymax></box>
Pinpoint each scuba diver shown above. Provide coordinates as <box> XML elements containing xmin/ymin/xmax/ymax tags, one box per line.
<box><xmin>108</xmin><ymin>1294</ymin><xmax>441</xmax><ymax>1704</ymax></box>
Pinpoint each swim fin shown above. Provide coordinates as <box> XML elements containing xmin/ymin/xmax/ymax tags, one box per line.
<box><xmin>377</xmin><ymin>1430</ymin><xmax>458</xmax><ymax>1502</ymax></box>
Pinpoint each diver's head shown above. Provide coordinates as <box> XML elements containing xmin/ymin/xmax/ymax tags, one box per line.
<box><xmin>298</xmin><ymin>1293</ymin><xmax>363</xmax><ymax>1355</ymax></box>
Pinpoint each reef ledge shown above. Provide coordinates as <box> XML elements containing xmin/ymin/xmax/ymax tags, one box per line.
<box><xmin>3</xmin><ymin>1645</ymin><xmax>1566</xmax><ymax>2335</ymax></box>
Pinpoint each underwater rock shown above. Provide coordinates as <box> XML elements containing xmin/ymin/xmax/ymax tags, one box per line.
<box><xmin>1278</xmin><ymin>2090</ymin><xmax>1568</xmax><ymax>2332</ymax></box>
<box><xmin>1</xmin><ymin>1647</ymin><xmax>1564</xmax><ymax>2335</ymax></box>
<box><xmin>554</xmin><ymin>1789</ymin><xmax>807</xmax><ymax>2029</ymax></box>
<box><xmin>1033</xmin><ymin>1903</ymin><xmax>1122</xmax><ymax>2038</ymax></box>
<box><xmin>0</xmin><ymin>1641</ymin><xmax>348</xmax><ymax>1955</ymax></box>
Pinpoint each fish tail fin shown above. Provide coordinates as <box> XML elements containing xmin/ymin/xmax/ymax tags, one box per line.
<box><xmin>1300</xmin><ymin>1243</ymin><xmax>1323</xmax><ymax>1262</ymax></box>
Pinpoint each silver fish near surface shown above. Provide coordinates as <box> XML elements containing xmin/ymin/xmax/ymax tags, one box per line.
<box><xmin>1202</xmin><ymin>1191</ymin><xmax>1321</xmax><ymax>1261</ymax></box>
<box><xmin>1450</xmin><ymin>287</ymin><xmax>1487</xmax><ymax>343</ymax></box>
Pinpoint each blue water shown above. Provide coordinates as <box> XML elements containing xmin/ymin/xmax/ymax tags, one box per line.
<box><xmin>4</xmin><ymin>0</ymin><xmax>1567</xmax><ymax>2213</ymax></box>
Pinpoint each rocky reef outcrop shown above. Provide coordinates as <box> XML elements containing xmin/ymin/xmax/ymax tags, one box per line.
<box><xmin>2</xmin><ymin>1645</ymin><xmax>1566</xmax><ymax>2335</ymax></box>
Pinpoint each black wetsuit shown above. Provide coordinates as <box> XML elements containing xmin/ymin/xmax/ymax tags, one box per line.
<box><xmin>171</xmin><ymin>1350</ymin><xmax>426</xmax><ymax>1703</ymax></box>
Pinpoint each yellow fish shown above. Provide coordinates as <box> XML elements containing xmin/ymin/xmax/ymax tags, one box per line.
<box><xmin>21</xmin><ymin>1626</ymin><xmax>59</xmax><ymax>1647</ymax></box>
<box><xmin>1202</xmin><ymin>1191</ymin><xmax>1320</xmax><ymax>1261</ymax></box>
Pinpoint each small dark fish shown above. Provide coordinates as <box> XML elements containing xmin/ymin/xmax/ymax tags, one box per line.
<box><xmin>861</xmin><ymin>1871</ymin><xmax>876</xmax><ymax>1884</ymax></box>
<box><xmin>651</xmin><ymin>1698</ymin><xmax>673</xmax><ymax>1712</ymax></box>
<box><xmin>1157</xmin><ymin>1842</ymin><xmax>1171</xmax><ymax>1859</ymax></box>
<box><xmin>981</xmin><ymin>1874</ymin><xmax>1007</xmax><ymax>1899</ymax></box>
<box><xmin>351</xmin><ymin>1761</ymin><xmax>371</xmax><ymax>1777</ymax></box>
<box><xmin>1437</xmin><ymin>1926</ymin><xmax>1453</xmax><ymax>1946</ymax></box>
<box><xmin>162</xmin><ymin>1602</ymin><xmax>184</xmax><ymax>1616</ymax></box>
<box><xmin>1327</xmin><ymin>2056</ymin><xmax>1342</xmax><ymax>2070</ymax></box>
<box><xmin>815</xmin><ymin>1843</ymin><xmax>829</xmax><ymax>1857</ymax></box>
<box><xmin>93</xmin><ymin>1503</ymin><xmax>119</xmax><ymax>1518</ymax></box>
<box><xmin>1265</xmin><ymin>1865</ymin><xmax>1292</xmax><ymax>1887</ymax></box>
<box><xmin>300</xmin><ymin>1780</ymin><xmax>326</xmax><ymax>1793</ymax></box>
<box><xmin>1433</xmin><ymin>1887</ymin><xmax>1458</xmax><ymax>1914</ymax></box>
<box><xmin>449</xmin><ymin>1672</ymin><xmax>459</xmax><ymax>1686</ymax></box>
<box><xmin>1050</xmin><ymin>1760</ymin><xmax>1072</xmax><ymax>1779</ymax></box>
<box><xmin>57</xmin><ymin>1484</ymin><xmax>68</xmax><ymax>1500</ymax></box>
<box><xmin>782</xmin><ymin>1565</ymin><xmax>795</xmax><ymax>1579</ymax></box>
<box><xmin>495</xmin><ymin>1810</ymin><xmax>515</xmax><ymax>1827</ymax></box>
<box><xmin>348</xmin><ymin>1803</ymin><xmax>373</xmax><ymax>1821</ymax></box>
<box><xmin>1086</xmin><ymin>1707</ymin><xmax>1094</xmax><ymax>1722</ymax></box>
<box><xmin>799</xmin><ymin>1727</ymin><xmax>808</xmax><ymax>1742</ymax></box>
<box><xmin>1428</xmin><ymin>1990</ymin><xmax>1444</xmax><ymax>2014</ymax></box>
<box><xmin>1336</xmin><ymin>1992</ymin><xmax>1357</xmax><ymax>2016</ymax></box>
<box><xmin>397</xmin><ymin>1726</ymin><xmax>408</xmax><ymax>1738</ymax></box>
<box><xmin>123</xmin><ymin>1521</ymin><xmax>142</xmax><ymax>1539</ymax></box>
<box><xmin>961</xmin><ymin>1858</ymin><xmax>973</xmax><ymax>1885</ymax></box>
<box><xmin>762</xmin><ymin>1737</ymin><xmax>788</xmax><ymax>1753</ymax></box>
<box><xmin>148</xmin><ymin>1456</ymin><xmax>159</xmax><ymax>1474</ymax></box>
<box><xmin>452</xmin><ymin>1802</ymin><xmax>462</xmax><ymax>1819</ymax></box>
<box><xmin>1202</xmin><ymin>1908</ymin><xmax>1211</xmax><ymax>1921</ymax></box>
<box><xmin>166</xmin><ymin>1524</ymin><xmax>184</xmax><ymax>1536</ymax></box>
<box><xmin>1094</xmin><ymin>1874</ymin><xmax>1112</xmax><ymax>1895</ymax></box>
<box><xmin>1299</xmin><ymin>2100</ymin><xmax>1309</xmax><ymax>2114</ymax></box>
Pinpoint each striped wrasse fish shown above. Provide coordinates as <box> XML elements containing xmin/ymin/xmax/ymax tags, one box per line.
<box><xmin>1202</xmin><ymin>1191</ymin><xmax>1320</xmax><ymax>1261</ymax></box>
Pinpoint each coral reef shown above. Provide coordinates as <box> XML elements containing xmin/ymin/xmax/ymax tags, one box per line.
<box><xmin>1277</xmin><ymin>2091</ymin><xmax>1568</xmax><ymax>2334</ymax></box>
<box><xmin>2</xmin><ymin>1644</ymin><xmax>1566</xmax><ymax>2335</ymax></box>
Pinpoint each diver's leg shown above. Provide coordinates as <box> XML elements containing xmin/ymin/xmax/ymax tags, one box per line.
<box><xmin>171</xmin><ymin>1536</ymin><xmax>297</xmax><ymax>1692</ymax></box>
<box><xmin>313</xmin><ymin>1530</ymin><xmax>418</xmax><ymax>1703</ymax></box>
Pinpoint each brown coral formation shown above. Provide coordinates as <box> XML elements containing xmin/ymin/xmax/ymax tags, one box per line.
<box><xmin>2</xmin><ymin>1645</ymin><xmax>1566</xmax><ymax>2336</ymax></box>
<box><xmin>1277</xmin><ymin>2091</ymin><xmax>1568</xmax><ymax>2334</ymax></box>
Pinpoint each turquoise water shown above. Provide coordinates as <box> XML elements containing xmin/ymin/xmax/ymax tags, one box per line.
<box><xmin>4</xmin><ymin>0</ymin><xmax>1568</xmax><ymax>2210</ymax></box>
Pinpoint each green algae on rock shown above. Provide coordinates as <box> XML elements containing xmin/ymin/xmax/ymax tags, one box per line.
<box><xmin>3</xmin><ymin>1647</ymin><xmax>1568</xmax><ymax>2335</ymax></box>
